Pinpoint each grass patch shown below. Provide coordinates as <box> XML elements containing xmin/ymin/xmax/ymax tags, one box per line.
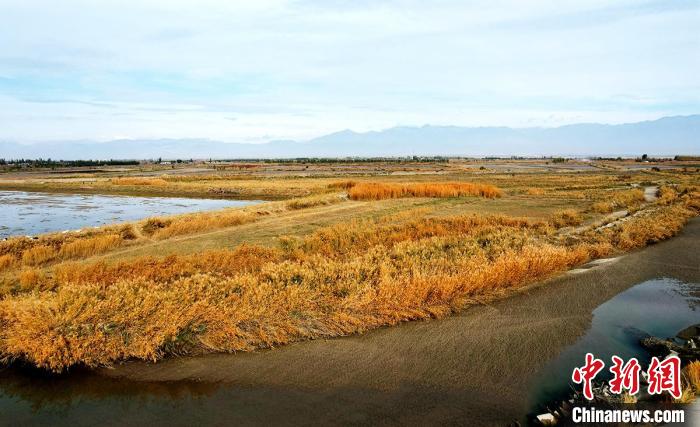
<box><xmin>550</xmin><ymin>209</ymin><xmax>583</xmax><ymax>227</ymax></box>
<box><xmin>111</xmin><ymin>177</ymin><xmax>168</xmax><ymax>186</ymax></box>
<box><xmin>525</xmin><ymin>188</ymin><xmax>545</xmax><ymax>196</ymax></box>
<box><xmin>1</xmin><ymin>193</ymin><xmax>696</xmax><ymax>371</ymax></box>
<box><xmin>348</xmin><ymin>182</ymin><xmax>502</xmax><ymax>200</ymax></box>
<box><xmin>0</xmin><ymin>167</ymin><xmax>697</xmax><ymax>371</ymax></box>
<box><xmin>591</xmin><ymin>188</ymin><xmax>646</xmax><ymax>213</ymax></box>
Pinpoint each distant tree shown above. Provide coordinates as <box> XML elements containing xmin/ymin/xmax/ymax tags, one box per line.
<box><xmin>642</xmin><ymin>154</ymin><xmax>648</xmax><ymax>160</ymax></box>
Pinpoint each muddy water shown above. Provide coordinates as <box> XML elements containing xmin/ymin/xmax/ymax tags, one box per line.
<box><xmin>0</xmin><ymin>219</ymin><xmax>698</xmax><ymax>426</ymax></box>
<box><xmin>0</xmin><ymin>190</ymin><xmax>260</xmax><ymax>238</ymax></box>
<box><xmin>528</xmin><ymin>278</ymin><xmax>699</xmax><ymax>412</ymax></box>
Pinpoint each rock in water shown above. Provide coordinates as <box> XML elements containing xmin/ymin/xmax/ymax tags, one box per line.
<box><xmin>536</xmin><ymin>413</ymin><xmax>557</xmax><ymax>425</ymax></box>
<box><xmin>676</xmin><ymin>324</ymin><xmax>700</xmax><ymax>340</ymax></box>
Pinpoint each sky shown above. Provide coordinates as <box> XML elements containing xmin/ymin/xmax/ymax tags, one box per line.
<box><xmin>0</xmin><ymin>0</ymin><xmax>698</xmax><ymax>143</ymax></box>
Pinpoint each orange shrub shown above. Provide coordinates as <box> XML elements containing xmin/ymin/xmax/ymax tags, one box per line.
<box><xmin>550</xmin><ymin>209</ymin><xmax>583</xmax><ymax>227</ymax></box>
<box><xmin>685</xmin><ymin>196</ymin><xmax>700</xmax><ymax>213</ymax></box>
<box><xmin>0</xmin><ymin>254</ymin><xmax>17</xmax><ymax>270</ymax></box>
<box><xmin>21</xmin><ymin>245</ymin><xmax>57</xmax><ymax>266</ymax></box>
<box><xmin>657</xmin><ymin>186</ymin><xmax>677</xmax><ymax>205</ymax></box>
<box><xmin>0</xmin><ymin>213</ymin><xmax>585</xmax><ymax>371</ymax></box>
<box><xmin>327</xmin><ymin>180</ymin><xmax>357</xmax><ymax>190</ymax></box>
<box><xmin>591</xmin><ymin>202</ymin><xmax>614</xmax><ymax>214</ymax></box>
<box><xmin>348</xmin><ymin>182</ymin><xmax>502</xmax><ymax>200</ymax></box>
<box><xmin>18</xmin><ymin>268</ymin><xmax>44</xmax><ymax>290</ymax></box>
<box><xmin>593</xmin><ymin>204</ymin><xmax>694</xmax><ymax>251</ymax></box>
<box><xmin>53</xmin><ymin>245</ymin><xmax>280</xmax><ymax>287</ymax></box>
<box><xmin>285</xmin><ymin>194</ymin><xmax>343</xmax><ymax>210</ymax></box>
<box><xmin>58</xmin><ymin>234</ymin><xmax>123</xmax><ymax>259</ymax></box>
<box><xmin>0</xmin><ymin>233</ymin><xmax>588</xmax><ymax>371</ymax></box>
<box><xmin>685</xmin><ymin>361</ymin><xmax>700</xmax><ymax>393</ymax></box>
<box><xmin>592</xmin><ymin>189</ymin><xmax>645</xmax><ymax>213</ymax></box>
<box><xmin>150</xmin><ymin>210</ymin><xmax>255</xmax><ymax>240</ymax></box>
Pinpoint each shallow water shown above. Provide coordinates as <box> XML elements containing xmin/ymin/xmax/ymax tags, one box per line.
<box><xmin>528</xmin><ymin>277</ymin><xmax>699</xmax><ymax>411</ymax></box>
<box><xmin>0</xmin><ymin>190</ymin><xmax>260</xmax><ymax>238</ymax></box>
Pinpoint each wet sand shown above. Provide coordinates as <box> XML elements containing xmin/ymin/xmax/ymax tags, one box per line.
<box><xmin>94</xmin><ymin>218</ymin><xmax>700</xmax><ymax>426</ymax></box>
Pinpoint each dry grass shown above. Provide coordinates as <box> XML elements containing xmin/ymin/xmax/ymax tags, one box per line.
<box><xmin>676</xmin><ymin>359</ymin><xmax>699</xmax><ymax>404</ymax></box>
<box><xmin>657</xmin><ymin>185</ymin><xmax>678</xmax><ymax>205</ymax></box>
<box><xmin>685</xmin><ymin>361</ymin><xmax>700</xmax><ymax>394</ymax></box>
<box><xmin>1</xmin><ymin>228</ymin><xmax>135</xmax><ymax>270</ymax></box>
<box><xmin>620</xmin><ymin>392</ymin><xmax>638</xmax><ymax>404</ymax></box>
<box><xmin>111</xmin><ymin>177</ymin><xmax>168</xmax><ymax>186</ymax></box>
<box><xmin>140</xmin><ymin>195</ymin><xmax>345</xmax><ymax>240</ymax></box>
<box><xmin>58</xmin><ymin>234</ymin><xmax>123</xmax><ymax>259</ymax></box>
<box><xmin>591</xmin><ymin>189</ymin><xmax>646</xmax><ymax>213</ymax></box>
<box><xmin>328</xmin><ymin>180</ymin><xmax>357</xmax><ymax>190</ymax></box>
<box><xmin>12</xmin><ymin>235</ymin><xmax>126</xmax><ymax>269</ymax></box>
<box><xmin>284</xmin><ymin>193</ymin><xmax>345</xmax><ymax>210</ymax></box>
<box><xmin>591</xmin><ymin>202</ymin><xmax>614</xmax><ymax>214</ymax></box>
<box><xmin>348</xmin><ymin>182</ymin><xmax>502</xmax><ymax>200</ymax></box>
<box><xmin>18</xmin><ymin>269</ymin><xmax>44</xmax><ymax>290</ymax></box>
<box><xmin>550</xmin><ymin>209</ymin><xmax>583</xmax><ymax>227</ymax></box>
<box><xmin>0</xmin><ymin>254</ymin><xmax>17</xmax><ymax>270</ymax></box>
<box><xmin>21</xmin><ymin>245</ymin><xmax>56</xmax><ymax>266</ymax></box>
<box><xmin>0</xmin><ymin>214</ymin><xmax>591</xmax><ymax>370</ymax></box>
<box><xmin>675</xmin><ymin>387</ymin><xmax>696</xmax><ymax>404</ymax></box>
<box><xmin>145</xmin><ymin>210</ymin><xmax>256</xmax><ymax>240</ymax></box>
<box><xmin>0</xmin><ymin>167</ymin><xmax>697</xmax><ymax>371</ymax></box>
<box><xmin>51</xmin><ymin>245</ymin><xmax>279</xmax><ymax>289</ymax></box>
<box><xmin>525</xmin><ymin>188</ymin><xmax>545</xmax><ymax>196</ymax></box>
<box><xmin>2</xmin><ymin>194</ymin><xmax>697</xmax><ymax>372</ymax></box>
<box><xmin>596</xmin><ymin>205</ymin><xmax>694</xmax><ymax>251</ymax></box>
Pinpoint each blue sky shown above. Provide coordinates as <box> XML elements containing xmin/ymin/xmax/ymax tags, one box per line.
<box><xmin>0</xmin><ymin>0</ymin><xmax>698</xmax><ymax>143</ymax></box>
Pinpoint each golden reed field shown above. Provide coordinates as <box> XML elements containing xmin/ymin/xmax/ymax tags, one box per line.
<box><xmin>347</xmin><ymin>182</ymin><xmax>502</xmax><ymax>200</ymax></box>
<box><xmin>0</xmin><ymin>162</ymin><xmax>699</xmax><ymax>372</ymax></box>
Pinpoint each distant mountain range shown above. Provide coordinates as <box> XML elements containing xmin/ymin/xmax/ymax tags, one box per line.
<box><xmin>1</xmin><ymin>115</ymin><xmax>698</xmax><ymax>160</ymax></box>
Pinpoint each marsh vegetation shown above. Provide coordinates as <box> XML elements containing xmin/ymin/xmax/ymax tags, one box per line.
<box><xmin>0</xmin><ymin>160</ymin><xmax>698</xmax><ymax>372</ymax></box>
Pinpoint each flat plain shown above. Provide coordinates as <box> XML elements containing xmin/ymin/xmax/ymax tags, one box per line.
<box><xmin>0</xmin><ymin>158</ymin><xmax>698</xmax><ymax>375</ymax></box>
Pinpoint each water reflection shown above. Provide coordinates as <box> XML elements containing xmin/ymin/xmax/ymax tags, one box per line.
<box><xmin>0</xmin><ymin>191</ymin><xmax>260</xmax><ymax>238</ymax></box>
<box><xmin>528</xmin><ymin>278</ymin><xmax>700</xmax><ymax>412</ymax></box>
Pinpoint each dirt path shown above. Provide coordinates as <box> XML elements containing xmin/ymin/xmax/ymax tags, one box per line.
<box><xmin>95</xmin><ymin>218</ymin><xmax>700</xmax><ymax>426</ymax></box>
<box><xmin>93</xmin><ymin>200</ymin><xmax>365</xmax><ymax>260</ymax></box>
<box><xmin>644</xmin><ymin>185</ymin><xmax>659</xmax><ymax>202</ymax></box>
<box><xmin>89</xmin><ymin>198</ymin><xmax>444</xmax><ymax>261</ymax></box>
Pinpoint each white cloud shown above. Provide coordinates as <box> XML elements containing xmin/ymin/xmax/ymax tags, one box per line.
<box><xmin>0</xmin><ymin>0</ymin><xmax>697</xmax><ymax>142</ymax></box>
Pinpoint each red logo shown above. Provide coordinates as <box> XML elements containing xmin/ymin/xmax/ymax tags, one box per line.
<box><xmin>572</xmin><ymin>354</ymin><xmax>682</xmax><ymax>400</ymax></box>
<box><xmin>647</xmin><ymin>356</ymin><xmax>682</xmax><ymax>399</ymax></box>
<box><xmin>572</xmin><ymin>353</ymin><xmax>605</xmax><ymax>400</ymax></box>
<box><xmin>609</xmin><ymin>356</ymin><xmax>641</xmax><ymax>395</ymax></box>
